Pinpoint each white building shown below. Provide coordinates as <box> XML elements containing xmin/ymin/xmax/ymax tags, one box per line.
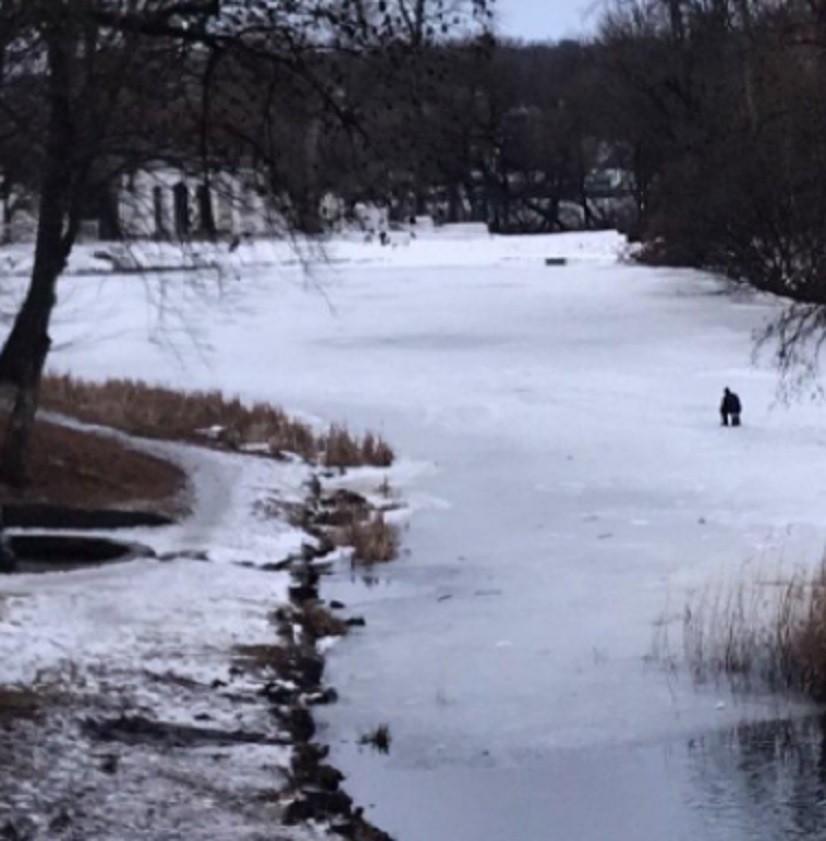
<box><xmin>117</xmin><ymin>166</ymin><xmax>283</xmax><ymax>240</ymax></box>
<box><xmin>0</xmin><ymin>165</ymin><xmax>287</xmax><ymax>244</ymax></box>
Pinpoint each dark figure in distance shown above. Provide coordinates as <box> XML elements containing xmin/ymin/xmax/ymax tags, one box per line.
<box><xmin>720</xmin><ymin>387</ymin><xmax>742</xmax><ymax>427</ymax></box>
<box><xmin>0</xmin><ymin>508</ymin><xmax>16</xmax><ymax>573</ymax></box>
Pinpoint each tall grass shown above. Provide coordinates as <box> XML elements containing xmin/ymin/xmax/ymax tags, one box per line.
<box><xmin>682</xmin><ymin>560</ymin><xmax>826</xmax><ymax>699</ymax></box>
<box><xmin>41</xmin><ymin>374</ymin><xmax>394</xmax><ymax>469</ymax></box>
<box><xmin>321</xmin><ymin>425</ymin><xmax>394</xmax><ymax>469</ymax></box>
<box><xmin>341</xmin><ymin>513</ymin><xmax>400</xmax><ymax>565</ymax></box>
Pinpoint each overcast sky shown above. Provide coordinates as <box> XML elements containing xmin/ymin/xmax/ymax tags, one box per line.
<box><xmin>496</xmin><ymin>0</ymin><xmax>604</xmax><ymax>42</ymax></box>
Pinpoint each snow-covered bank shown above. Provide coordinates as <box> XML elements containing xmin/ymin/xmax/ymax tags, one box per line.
<box><xmin>0</xmin><ymin>435</ymin><xmax>310</xmax><ymax>688</ymax></box>
<box><xmin>0</xmin><ymin>226</ymin><xmax>626</xmax><ymax>279</ymax></box>
<box><xmin>0</xmin><ymin>426</ymin><xmax>387</xmax><ymax>839</ymax></box>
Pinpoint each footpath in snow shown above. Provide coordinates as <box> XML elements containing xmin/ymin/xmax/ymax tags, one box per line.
<box><xmin>0</xmin><ymin>418</ymin><xmax>395</xmax><ymax>840</ymax></box>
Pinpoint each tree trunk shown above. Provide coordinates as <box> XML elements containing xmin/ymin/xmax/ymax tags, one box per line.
<box><xmin>734</xmin><ymin>0</ymin><xmax>758</xmax><ymax>132</ymax></box>
<box><xmin>0</xmin><ymin>187</ymin><xmax>70</xmax><ymax>486</ymax></box>
<box><xmin>666</xmin><ymin>0</ymin><xmax>685</xmax><ymax>44</ymax></box>
<box><xmin>577</xmin><ymin>145</ymin><xmax>592</xmax><ymax>230</ymax></box>
<box><xmin>0</xmin><ymin>26</ymin><xmax>74</xmax><ymax>487</ymax></box>
<box><xmin>447</xmin><ymin>182</ymin><xmax>460</xmax><ymax>223</ymax></box>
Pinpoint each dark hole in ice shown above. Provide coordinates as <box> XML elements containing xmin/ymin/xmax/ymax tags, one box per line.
<box><xmin>4</xmin><ymin>534</ymin><xmax>152</xmax><ymax>573</ymax></box>
<box><xmin>2</xmin><ymin>504</ymin><xmax>173</xmax><ymax>530</ymax></box>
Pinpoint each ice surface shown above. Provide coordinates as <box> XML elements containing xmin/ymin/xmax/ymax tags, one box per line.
<box><xmin>22</xmin><ymin>228</ymin><xmax>826</xmax><ymax>839</ymax></box>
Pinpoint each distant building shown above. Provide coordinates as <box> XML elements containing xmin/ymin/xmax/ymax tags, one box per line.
<box><xmin>0</xmin><ymin>165</ymin><xmax>285</xmax><ymax>244</ymax></box>
<box><xmin>117</xmin><ymin>167</ymin><xmax>281</xmax><ymax>240</ymax></box>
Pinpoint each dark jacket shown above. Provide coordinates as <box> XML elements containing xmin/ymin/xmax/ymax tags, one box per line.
<box><xmin>0</xmin><ymin>508</ymin><xmax>14</xmax><ymax>573</ymax></box>
<box><xmin>721</xmin><ymin>390</ymin><xmax>741</xmax><ymax>414</ymax></box>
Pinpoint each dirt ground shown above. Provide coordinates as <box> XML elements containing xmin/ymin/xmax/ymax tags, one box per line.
<box><xmin>0</xmin><ymin>419</ymin><xmax>187</xmax><ymax>515</ymax></box>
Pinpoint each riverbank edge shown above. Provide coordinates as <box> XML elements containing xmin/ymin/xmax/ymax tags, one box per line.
<box><xmin>0</xmin><ymin>417</ymin><xmax>397</xmax><ymax>840</ymax></box>
<box><xmin>267</xmin><ymin>497</ymin><xmax>395</xmax><ymax>841</ymax></box>
<box><xmin>146</xmin><ymin>425</ymin><xmax>398</xmax><ymax>839</ymax></box>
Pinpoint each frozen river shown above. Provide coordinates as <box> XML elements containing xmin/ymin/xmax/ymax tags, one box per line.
<box><xmin>54</xmin><ymin>231</ymin><xmax>826</xmax><ymax>839</ymax></box>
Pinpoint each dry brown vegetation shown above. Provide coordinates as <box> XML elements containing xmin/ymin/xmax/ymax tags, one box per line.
<box><xmin>302</xmin><ymin>603</ymin><xmax>349</xmax><ymax>639</ymax></box>
<box><xmin>0</xmin><ymin>418</ymin><xmax>186</xmax><ymax>513</ymax></box>
<box><xmin>233</xmin><ymin>643</ymin><xmax>291</xmax><ymax>675</ymax></box>
<box><xmin>679</xmin><ymin>560</ymin><xmax>826</xmax><ymax>700</ymax></box>
<box><xmin>321</xmin><ymin>425</ymin><xmax>394</xmax><ymax>469</ymax></box>
<box><xmin>0</xmin><ymin>686</ymin><xmax>42</xmax><ymax>722</ymax></box>
<box><xmin>340</xmin><ymin>513</ymin><xmax>400</xmax><ymax>565</ymax></box>
<box><xmin>41</xmin><ymin>374</ymin><xmax>394</xmax><ymax>468</ymax></box>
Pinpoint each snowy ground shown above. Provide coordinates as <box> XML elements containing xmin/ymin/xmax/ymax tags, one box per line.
<box><xmin>0</xmin><ymin>429</ymin><xmax>328</xmax><ymax>839</ymax></box>
<box><xmin>0</xmin><ymin>222</ymin><xmax>622</xmax><ymax>279</ymax></box>
<box><xmin>10</xmin><ymin>226</ymin><xmax>826</xmax><ymax>838</ymax></box>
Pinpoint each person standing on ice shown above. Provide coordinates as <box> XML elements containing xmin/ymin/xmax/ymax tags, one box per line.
<box><xmin>0</xmin><ymin>507</ymin><xmax>15</xmax><ymax>573</ymax></box>
<box><xmin>720</xmin><ymin>387</ymin><xmax>742</xmax><ymax>427</ymax></box>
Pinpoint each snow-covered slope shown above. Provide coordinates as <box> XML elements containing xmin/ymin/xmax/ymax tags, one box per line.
<box><xmin>0</xmin><ymin>435</ymin><xmax>319</xmax><ymax>839</ymax></box>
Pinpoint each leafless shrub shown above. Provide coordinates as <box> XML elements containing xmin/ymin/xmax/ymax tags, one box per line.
<box><xmin>320</xmin><ymin>424</ymin><xmax>360</xmax><ymax>468</ymax></box>
<box><xmin>754</xmin><ymin>304</ymin><xmax>826</xmax><ymax>403</ymax></box>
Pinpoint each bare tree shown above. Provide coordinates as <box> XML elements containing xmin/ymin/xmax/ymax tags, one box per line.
<box><xmin>0</xmin><ymin>0</ymin><xmax>491</xmax><ymax>486</ymax></box>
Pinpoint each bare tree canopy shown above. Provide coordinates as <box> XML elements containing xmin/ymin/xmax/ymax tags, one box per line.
<box><xmin>0</xmin><ymin>0</ymin><xmax>492</xmax><ymax>486</ymax></box>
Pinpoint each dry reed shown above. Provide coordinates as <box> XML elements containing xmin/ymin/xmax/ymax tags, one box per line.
<box><xmin>41</xmin><ymin>374</ymin><xmax>394</xmax><ymax>469</ymax></box>
<box><xmin>681</xmin><ymin>560</ymin><xmax>826</xmax><ymax>699</ymax></box>
<box><xmin>341</xmin><ymin>512</ymin><xmax>400</xmax><ymax>565</ymax></box>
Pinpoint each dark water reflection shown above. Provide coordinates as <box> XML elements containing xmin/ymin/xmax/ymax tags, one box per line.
<box><xmin>321</xmin><ymin>571</ymin><xmax>826</xmax><ymax>839</ymax></box>
<box><xmin>321</xmin><ymin>713</ymin><xmax>826</xmax><ymax>841</ymax></box>
<box><xmin>687</xmin><ymin>715</ymin><xmax>826</xmax><ymax>840</ymax></box>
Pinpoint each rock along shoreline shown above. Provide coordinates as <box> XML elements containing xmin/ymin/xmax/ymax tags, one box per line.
<box><xmin>269</xmin><ymin>518</ymin><xmax>395</xmax><ymax>841</ymax></box>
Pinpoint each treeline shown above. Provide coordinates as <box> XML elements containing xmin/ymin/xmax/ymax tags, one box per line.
<box><xmin>308</xmin><ymin>0</ymin><xmax>826</xmax><ymax>313</ymax></box>
<box><xmin>0</xmin><ymin>32</ymin><xmax>612</xmax><ymax>236</ymax></box>
<box><xmin>4</xmin><ymin>1</ymin><xmax>826</xmax><ymax>306</ymax></box>
<box><xmin>364</xmin><ymin>0</ymin><xmax>826</xmax><ymax>308</ymax></box>
<box><xmin>0</xmin><ymin>0</ymin><xmax>493</xmax><ymax>485</ymax></box>
<box><xmin>228</xmin><ymin>37</ymin><xmax>636</xmax><ymax>234</ymax></box>
<box><xmin>596</xmin><ymin>0</ymin><xmax>826</xmax><ymax>307</ymax></box>
<box><xmin>0</xmin><ymin>21</ymin><xmax>633</xmax><ymax>237</ymax></box>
